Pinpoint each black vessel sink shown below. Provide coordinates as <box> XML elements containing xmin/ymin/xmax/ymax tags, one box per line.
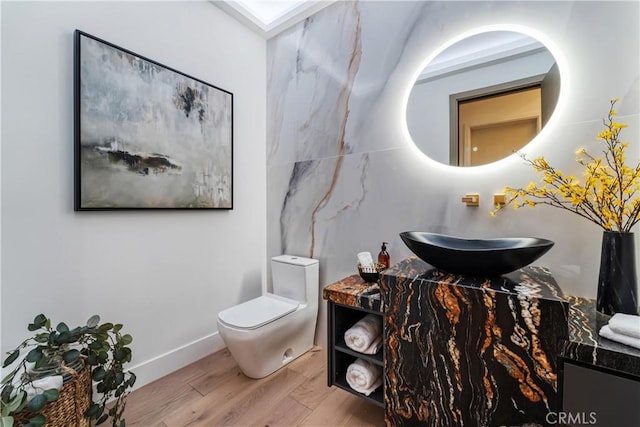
<box><xmin>399</xmin><ymin>232</ymin><xmax>554</xmax><ymax>276</ymax></box>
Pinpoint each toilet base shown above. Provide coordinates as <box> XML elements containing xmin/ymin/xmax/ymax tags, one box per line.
<box><xmin>217</xmin><ymin>308</ymin><xmax>317</xmax><ymax>379</ymax></box>
<box><xmin>238</xmin><ymin>342</ymin><xmax>313</xmax><ymax>379</ymax></box>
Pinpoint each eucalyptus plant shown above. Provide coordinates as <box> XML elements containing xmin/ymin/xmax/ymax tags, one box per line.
<box><xmin>1</xmin><ymin>314</ymin><xmax>135</xmax><ymax>427</ymax></box>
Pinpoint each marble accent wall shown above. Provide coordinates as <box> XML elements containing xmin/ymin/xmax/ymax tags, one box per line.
<box><xmin>266</xmin><ymin>1</ymin><xmax>640</xmax><ymax>343</ymax></box>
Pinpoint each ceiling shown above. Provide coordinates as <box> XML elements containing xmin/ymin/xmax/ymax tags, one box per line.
<box><xmin>213</xmin><ymin>0</ymin><xmax>336</xmax><ymax>38</ymax></box>
<box><xmin>418</xmin><ymin>31</ymin><xmax>547</xmax><ymax>82</ymax></box>
<box><xmin>213</xmin><ymin>2</ymin><xmax>548</xmax><ymax>76</ymax></box>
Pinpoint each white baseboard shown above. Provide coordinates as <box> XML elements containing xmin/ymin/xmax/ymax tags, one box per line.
<box><xmin>127</xmin><ymin>332</ymin><xmax>226</xmax><ymax>390</ymax></box>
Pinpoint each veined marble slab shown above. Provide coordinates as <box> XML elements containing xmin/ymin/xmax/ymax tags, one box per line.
<box><xmin>563</xmin><ymin>296</ymin><xmax>640</xmax><ymax>377</ymax></box>
<box><xmin>267</xmin><ymin>0</ymin><xmax>640</xmax><ymax>348</ymax></box>
<box><xmin>380</xmin><ymin>257</ymin><xmax>568</xmax><ymax>426</ymax></box>
<box><xmin>323</xmin><ymin>274</ymin><xmax>384</xmax><ymax>313</ymax></box>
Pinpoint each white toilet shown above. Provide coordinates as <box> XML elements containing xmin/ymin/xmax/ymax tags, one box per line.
<box><xmin>217</xmin><ymin>255</ymin><xmax>319</xmax><ymax>379</ymax></box>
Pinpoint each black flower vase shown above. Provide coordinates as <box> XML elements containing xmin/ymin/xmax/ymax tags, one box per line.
<box><xmin>597</xmin><ymin>231</ymin><xmax>639</xmax><ymax>315</ymax></box>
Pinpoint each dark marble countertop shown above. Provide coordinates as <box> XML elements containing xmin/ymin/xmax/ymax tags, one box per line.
<box><xmin>382</xmin><ymin>256</ymin><xmax>566</xmax><ymax>301</ymax></box>
<box><xmin>562</xmin><ymin>296</ymin><xmax>640</xmax><ymax>378</ymax></box>
<box><xmin>322</xmin><ymin>274</ymin><xmax>384</xmax><ymax>313</ymax></box>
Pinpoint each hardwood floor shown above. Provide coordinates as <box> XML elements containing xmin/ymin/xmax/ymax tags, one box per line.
<box><xmin>124</xmin><ymin>347</ymin><xmax>385</xmax><ymax>426</ymax></box>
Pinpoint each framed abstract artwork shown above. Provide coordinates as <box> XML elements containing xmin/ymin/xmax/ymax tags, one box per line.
<box><xmin>74</xmin><ymin>30</ymin><xmax>233</xmax><ymax>210</ymax></box>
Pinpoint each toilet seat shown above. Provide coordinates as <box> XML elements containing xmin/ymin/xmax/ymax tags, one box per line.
<box><xmin>217</xmin><ymin>294</ymin><xmax>299</xmax><ymax>330</ymax></box>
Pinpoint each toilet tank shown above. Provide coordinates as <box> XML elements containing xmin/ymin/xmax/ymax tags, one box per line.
<box><xmin>271</xmin><ymin>255</ymin><xmax>319</xmax><ymax>304</ymax></box>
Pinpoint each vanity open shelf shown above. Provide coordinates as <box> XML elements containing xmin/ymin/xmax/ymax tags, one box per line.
<box><xmin>331</xmin><ymin>349</ymin><xmax>384</xmax><ymax>407</ymax></box>
<box><xmin>334</xmin><ymin>335</ymin><xmax>383</xmax><ymax>365</ymax></box>
<box><xmin>324</xmin><ymin>281</ymin><xmax>385</xmax><ymax>409</ymax></box>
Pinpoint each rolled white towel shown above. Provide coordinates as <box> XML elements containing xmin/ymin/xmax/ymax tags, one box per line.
<box><xmin>599</xmin><ymin>324</ymin><xmax>640</xmax><ymax>350</ymax></box>
<box><xmin>364</xmin><ymin>335</ymin><xmax>383</xmax><ymax>355</ymax></box>
<box><xmin>346</xmin><ymin>358</ymin><xmax>383</xmax><ymax>396</ymax></box>
<box><xmin>344</xmin><ymin>314</ymin><xmax>383</xmax><ymax>354</ymax></box>
<box><xmin>608</xmin><ymin>313</ymin><xmax>640</xmax><ymax>339</ymax></box>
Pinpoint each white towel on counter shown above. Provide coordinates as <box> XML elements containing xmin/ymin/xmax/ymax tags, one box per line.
<box><xmin>608</xmin><ymin>313</ymin><xmax>640</xmax><ymax>339</ymax></box>
<box><xmin>599</xmin><ymin>325</ymin><xmax>640</xmax><ymax>350</ymax></box>
<box><xmin>346</xmin><ymin>358</ymin><xmax>383</xmax><ymax>396</ymax></box>
<box><xmin>344</xmin><ymin>314</ymin><xmax>383</xmax><ymax>354</ymax></box>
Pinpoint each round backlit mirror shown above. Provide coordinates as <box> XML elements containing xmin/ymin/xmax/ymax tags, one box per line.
<box><xmin>406</xmin><ymin>30</ymin><xmax>561</xmax><ymax>167</ymax></box>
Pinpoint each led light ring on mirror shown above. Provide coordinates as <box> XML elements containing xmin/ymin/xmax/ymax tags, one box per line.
<box><xmin>401</xmin><ymin>24</ymin><xmax>569</xmax><ymax>174</ymax></box>
<box><xmin>407</xmin><ymin>27</ymin><xmax>562</xmax><ymax>168</ymax></box>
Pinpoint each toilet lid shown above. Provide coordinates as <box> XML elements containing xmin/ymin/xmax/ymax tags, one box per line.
<box><xmin>218</xmin><ymin>294</ymin><xmax>299</xmax><ymax>330</ymax></box>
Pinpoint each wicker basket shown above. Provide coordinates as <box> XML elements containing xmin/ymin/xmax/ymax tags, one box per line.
<box><xmin>13</xmin><ymin>365</ymin><xmax>92</xmax><ymax>426</ymax></box>
<box><xmin>357</xmin><ymin>262</ymin><xmax>386</xmax><ymax>283</ymax></box>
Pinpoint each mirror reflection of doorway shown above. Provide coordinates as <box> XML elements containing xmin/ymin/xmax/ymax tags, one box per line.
<box><xmin>458</xmin><ymin>87</ymin><xmax>541</xmax><ymax>166</ymax></box>
<box><xmin>449</xmin><ymin>62</ymin><xmax>560</xmax><ymax>166</ymax></box>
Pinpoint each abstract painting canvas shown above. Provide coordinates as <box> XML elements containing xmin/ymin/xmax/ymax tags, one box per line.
<box><xmin>74</xmin><ymin>30</ymin><xmax>233</xmax><ymax>210</ymax></box>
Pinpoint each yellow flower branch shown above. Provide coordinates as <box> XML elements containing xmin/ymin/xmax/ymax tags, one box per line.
<box><xmin>492</xmin><ymin>99</ymin><xmax>640</xmax><ymax>232</ymax></box>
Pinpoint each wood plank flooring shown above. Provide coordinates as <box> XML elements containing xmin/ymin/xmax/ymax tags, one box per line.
<box><xmin>124</xmin><ymin>347</ymin><xmax>385</xmax><ymax>426</ymax></box>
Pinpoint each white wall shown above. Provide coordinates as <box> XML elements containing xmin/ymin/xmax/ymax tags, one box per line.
<box><xmin>1</xmin><ymin>1</ymin><xmax>266</xmax><ymax>388</ymax></box>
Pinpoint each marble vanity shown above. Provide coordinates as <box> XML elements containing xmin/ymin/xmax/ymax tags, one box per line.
<box><xmin>323</xmin><ymin>257</ymin><xmax>640</xmax><ymax>426</ymax></box>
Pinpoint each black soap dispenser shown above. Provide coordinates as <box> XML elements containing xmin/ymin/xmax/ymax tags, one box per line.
<box><xmin>378</xmin><ymin>242</ymin><xmax>390</xmax><ymax>269</ymax></box>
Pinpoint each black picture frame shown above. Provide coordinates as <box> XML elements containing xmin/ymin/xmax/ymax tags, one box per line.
<box><xmin>74</xmin><ymin>30</ymin><xmax>233</xmax><ymax>210</ymax></box>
